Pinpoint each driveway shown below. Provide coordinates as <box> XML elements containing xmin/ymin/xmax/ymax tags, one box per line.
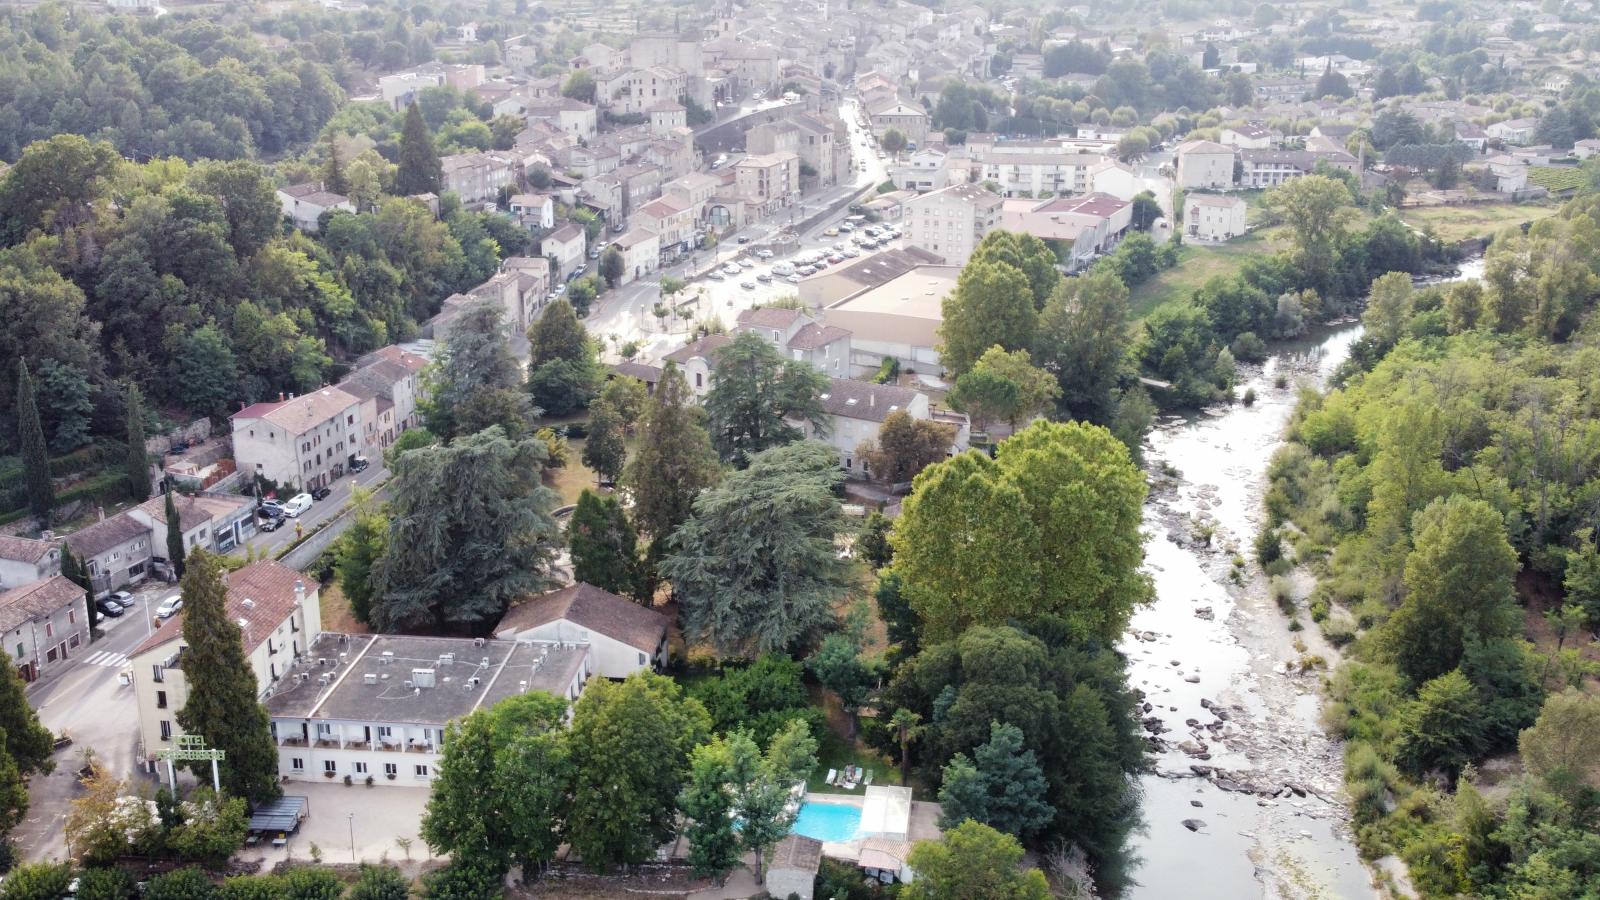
<box><xmin>239</xmin><ymin>782</ymin><xmax>431</xmax><ymax>867</ymax></box>
<box><xmin>15</xmin><ymin>585</ymin><xmax>173</xmax><ymax>862</ymax></box>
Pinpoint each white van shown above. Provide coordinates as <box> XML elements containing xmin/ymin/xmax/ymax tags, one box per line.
<box><xmin>772</xmin><ymin>261</ymin><xmax>796</xmax><ymax>276</ymax></box>
<box><xmin>283</xmin><ymin>493</ymin><xmax>314</xmax><ymax>517</ymax></box>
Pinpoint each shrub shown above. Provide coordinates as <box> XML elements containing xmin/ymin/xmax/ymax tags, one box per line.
<box><xmin>145</xmin><ymin>868</ymin><xmax>216</xmax><ymax>900</ymax></box>
<box><xmin>1242</xmin><ymin>387</ymin><xmax>1257</xmax><ymax>406</ymax></box>
<box><xmin>420</xmin><ymin>862</ymin><xmax>500</xmax><ymax>900</ymax></box>
<box><xmin>0</xmin><ymin>863</ymin><xmax>72</xmax><ymax>900</ymax></box>
<box><xmin>1255</xmin><ymin>529</ymin><xmax>1283</xmax><ymax>566</ymax></box>
<box><xmin>282</xmin><ymin>867</ymin><xmax>342</xmax><ymax>900</ymax></box>
<box><xmin>216</xmin><ymin>876</ymin><xmax>283</xmax><ymax>900</ymax></box>
<box><xmin>75</xmin><ymin>869</ymin><xmax>137</xmax><ymax>900</ymax></box>
<box><xmin>347</xmin><ymin>867</ymin><xmax>410</xmax><ymax>900</ymax></box>
<box><xmin>1231</xmin><ymin>332</ymin><xmax>1269</xmax><ymax>361</ymax></box>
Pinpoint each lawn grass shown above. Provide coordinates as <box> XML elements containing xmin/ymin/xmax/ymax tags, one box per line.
<box><xmin>1127</xmin><ymin>228</ymin><xmax>1284</xmax><ymax>318</ymax></box>
<box><xmin>1398</xmin><ymin>200</ymin><xmax>1560</xmax><ymax>243</ymax></box>
<box><xmin>804</xmin><ymin>726</ymin><xmax>899</xmax><ymax>796</ymax></box>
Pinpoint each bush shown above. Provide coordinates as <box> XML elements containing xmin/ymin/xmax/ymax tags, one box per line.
<box><xmin>75</xmin><ymin>869</ymin><xmax>137</xmax><ymax>900</ymax></box>
<box><xmin>1242</xmin><ymin>387</ymin><xmax>1257</xmax><ymax>406</ymax></box>
<box><xmin>1231</xmin><ymin>332</ymin><xmax>1269</xmax><ymax>361</ymax></box>
<box><xmin>420</xmin><ymin>862</ymin><xmax>500</xmax><ymax>900</ymax></box>
<box><xmin>216</xmin><ymin>876</ymin><xmax>283</xmax><ymax>900</ymax></box>
<box><xmin>145</xmin><ymin>868</ymin><xmax>216</xmax><ymax>900</ymax></box>
<box><xmin>1255</xmin><ymin>528</ymin><xmax>1283</xmax><ymax>567</ymax></box>
<box><xmin>0</xmin><ymin>864</ymin><xmax>70</xmax><ymax>900</ymax></box>
<box><xmin>347</xmin><ymin>867</ymin><xmax>410</xmax><ymax>900</ymax></box>
<box><xmin>282</xmin><ymin>867</ymin><xmax>342</xmax><ymax>900</ymax></box>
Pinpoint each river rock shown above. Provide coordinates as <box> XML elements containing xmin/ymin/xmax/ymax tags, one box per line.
<box><xmin>1200</xmin><ymin>698</ymin><xmax>1212</xmax><ymax>709</ymax></box>
<box><xmin>1181</xmin><ymin>819</ymin><xmax>1206</xmax><ymax>832</ymax></box>
<box><xmin>1194</xmin><ymin>606</ymin><xmax>1214</xmax><ymax>620</ymax></box>
<box><xmin>1186</xmin><ymin>718</ymin><xmax>1199</xmax><ymax>727</ymax></box>
<box><xmin>1189</xmin><ymin>765</ymin><xmax>1214</xmax><ymax>776</ymax></box>
<box><xmin>1190</xmin><ymin>800</ymin><xmax>1204</xmax><ymax>807</ymax></box>
<box><xmin>1185</xmin><ymin>674</ymin><xmax>1201</xmax><ymax>683</ymax></box>
<box><xmin>1179</xmin><ymin>740</ymin><xmax>1209</xmax><ymax>756</ymax></box>
<box><xmin>1171</xmin><ymin>660</ymin><xmax>1181</xmax><ymax>666</ymax></box>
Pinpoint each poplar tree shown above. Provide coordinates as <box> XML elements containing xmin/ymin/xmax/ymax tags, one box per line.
<box><xmin>125</xmin><ymin>384</ymin><xmax>150</xmax><ymax>503</ymax></box>
<box><xmin>174</xmin><ymin>549</ymin><xmax>282</xmax><ymax>805</ymax></box>
<box><xmin>17</xmin><ymin>359</ymin><xmax>53</xmax><ymax>525</ymax></box>
<box><xmin>621</xmin><ymin>362</ymin><xmax>720</xmax><ymax>545</ymax></box>
<box><xmin>164</xmin><ymin>491</ymin><xmax>186</xmax><ymax>580</ymax></box>
<box><xmin>580</xmin><ymin>401</ymin><xmax>627</xmax><ymax>486</ymax></box>
<box><xmin>396</xmin><ymin>102</ymin><xmax>441</xmax><ymax>196</ymax></box>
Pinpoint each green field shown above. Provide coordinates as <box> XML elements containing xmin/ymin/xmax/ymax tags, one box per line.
<box><xmin>1127</xmin><ymin>228</ymin><xmax>1285</xmax><ymax>318</ymax></box>
<box><xmin>1398</xmin><ymin>201</ymin><xmax>1560</xmax><ymax>243</ymax></box>
<box><xmin>1529</xmin><ymin>167</ymin><xmax>1586</xmax><ymax>193</ymax></box>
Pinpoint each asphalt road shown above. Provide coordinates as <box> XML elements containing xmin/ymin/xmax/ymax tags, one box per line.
<box><xmin>16</xmin><ymin>585</ymin><xmax>176</xmax><ymax>863</ymax></box>
<box><xmin>241</xmin><ymin>463</ymin><xmax>390</xmax><ymax>557</ymax></box>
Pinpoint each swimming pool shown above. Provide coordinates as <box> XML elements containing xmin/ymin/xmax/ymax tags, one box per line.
<box><xmin>792</xmin><ymin>802</ymin><xmax>873</xmax><ymax>842</ymax></box>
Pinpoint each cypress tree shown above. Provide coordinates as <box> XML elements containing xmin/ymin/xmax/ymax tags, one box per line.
<box><xmin>125</xmin><ymin>384</ymin><xmax>150</xmax><ymax>503</ymax></box>
<box><xmin>321</xmin><ymin>132</ymin><xmax>350</xmax><ymax>197</ymax></box>
<box><xmin>164</xmin><ymin>490</ymin><xmax>186</xmax><ymax>580</ymax></box>
<box><xmin>174</xmin><ymin>550</ymin><xmax>283</xmax><ymax>805</ymax></box>
<box><xmin>60</xmin><ymin>549</ymin><xmax>96</xmax><ymax>638</ymax></box>
<box><xmin>0</xmin><ymin>654</ymin><xmax>56</xmax><ymax>776</ymax></box>
<box><xmin>568</xmin><ymin>489</ymin><xmax>644</xmax><ymax>600</ymax></box>
<box><xmin>621</xmin><ymin>361</ymin><xmax>721</xmax><ymax>545</ymax></box>
<box><xmin>17</xmin><ymin>359</ymin><xmax>53</xmax><ymax>526</ymax></box>
<box><xmin>396</xmin><ymin>102</ymin><xmax>441</xmax><ymax>197</ymax></box>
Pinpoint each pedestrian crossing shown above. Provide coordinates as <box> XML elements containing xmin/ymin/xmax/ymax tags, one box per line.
<box><xmin>83</xmin><ymin>651</ymin><xmax>128</xmax><ymax>668</ymax></box>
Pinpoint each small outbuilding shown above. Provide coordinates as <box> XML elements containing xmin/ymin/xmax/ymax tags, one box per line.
<box><xmin>766</xmin><ymin>834</ymin><xmax>823</xmax><ymax>900</ymax></box>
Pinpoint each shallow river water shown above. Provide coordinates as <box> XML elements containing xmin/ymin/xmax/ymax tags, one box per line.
<box><xmin>1120</xmin><ymin>322</ymin><xmax>1372</xmax><ymax>900</ymax></box>
<box><xmin>1121</xmin><ymin>258</ymin><xmax>1484</xmax><ymax>899</ymax></box>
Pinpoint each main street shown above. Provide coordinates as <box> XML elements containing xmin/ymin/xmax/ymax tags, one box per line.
<box><xmin>238</xmin><ymin>461</ymin><xmax>391</xmax><ymax>557</ymax></box>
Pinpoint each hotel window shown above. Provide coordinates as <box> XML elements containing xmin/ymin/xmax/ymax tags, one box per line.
<box><xmin>385</xmin><ymin>763</ymin><xmax>398</xmax><ymax>776</ymax></box>
<box><xmin>324</xmin><ymin>760</ymin><xmax>337</xmax><ymax>774</ymax></box>
<box><xmin>354</xmin><ymin>762</ymin><xmax>368</xmax><ymax>774</ymax></box>
<box><xmin>292</xmin><ymin>758</ymin><xmax>305</xmax><ymax>773</ymax></box>
<box><xmin>153</xmin><ymin>665</ymin><xmax>164</xmax><ymax>682</ymax></box>
<box><xmin>415</xmin><ymin>765</ymin><xmax>429</xmax><ymax>778</ymax></box>
<box><xmin>156</xmin><ymin>691</ymin><xmax>167</xmax><ymax>709</ymax></box>
<box><xmin>160</xmin><ymin>720</ymin><xmax>172</xmax><ymax>740</ymax></box>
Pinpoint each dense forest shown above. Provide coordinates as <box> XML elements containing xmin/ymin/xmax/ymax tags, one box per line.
<box><xmin>1260</xmin><ymin>191</ymin><xmax>1600</xmax><ymax>897</ymax></box>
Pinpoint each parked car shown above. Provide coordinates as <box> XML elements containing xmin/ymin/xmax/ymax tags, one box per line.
<box><xmin>283</xmin><ymin>493</ymin><xmax>314</xmax><ymax>517</ymax></box>
<box><xmin>349</xmin><ymin>456</ymin><xmax>370</xmax><ymax>473</ymax></box>
<box><xmin>839</xmin><ymin>223</ymin><xmax>855</xmax><ymax>232</ymax></box>
<box><xmin>861</xmin><ymin>239</ymin><xmax>878</xmax><ymax>249</ymax></box>
<box><xmin>110</xmin><ymin>590</ymin><xmax>134</xmax><ymax>606</ymax></box>
<box><xmin>721</xmin><ymin>264</ymin><xmax>742</xmax><ymax>276</ymax></box>
<box><xmin>786</xmin><ymin>274</ymin><xmax>803</xmax><ymax>283</ymax></box>
<box><xmin>824</xmin><ymin>227</ymin><xmax>839</xmax><ymax>237</ymax></box>
<box><xmin>707</xmin><ymin>271</ymin><xmax>726</xmax><ymax>281</ymax></box>
<box><xmin>96</xmin><ymin>598</ymin><xmax>125</xmax><ymax>618</ymax></box>
<box><xmin>155</xmin><ymin>595</ymin><xmax>183</xmax><ymax>620</ymax></box>
<box><xmin>772</xmin><ymin>262</ymin><xmax>796</xmax><ymax>276</ymax></box>
<box><xmin>260</xmin><ymin>516</ymin><xmax>284</xmax><ymax>532</ymax></box>
<box><xmin>258</xmin><ymin>500</ymin><xmax>285</xmax><ymax>518</ymax></box>
<box><xmin>737</xmin><ymin>235</ymin><xmax>750</xmax><ymax>244</ymax></box>
<box><xmin>740</xmin><ymin>281</ymin><xmax>757</xmax><ymax>290</ymax></box>
<box><xmin>311</xmin><ymin>485</ymin><xmax>332</xmax><ymax>501</ymax></box>
<box><xmin>738</xmin><ymin>258</ymin><xmax>754</xmax><ymax>268</ymax></box>
<box><xmin>827</xmin><ymin>254</ymin><xmax>844</xmax><ymax>263</ymax></box>
<box><xmin>840</xmin><ymin>248</ymin><xmax>860</xmax><ymax>258</ymax></box>
<box><xmin>755</xmin><ymin>249</ymin><xmax>774</xmax><ymax>259</ymax></box>
<box><xmin>167</xmin><ymin>444</ymin><xmax>186</xmax><ymax>455</ymax></box>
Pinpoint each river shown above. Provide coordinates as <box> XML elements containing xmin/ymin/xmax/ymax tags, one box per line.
<box><xmin>1120</xmin><ymin>258</ymin><xmax>1485</xmax><ymax>899</ymax></box>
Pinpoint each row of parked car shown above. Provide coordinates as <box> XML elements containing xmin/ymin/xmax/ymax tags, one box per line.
<box><xmin>254</xmin><ymin>457</ymin><xmax>366</xmax><ymax>531</ymax></box>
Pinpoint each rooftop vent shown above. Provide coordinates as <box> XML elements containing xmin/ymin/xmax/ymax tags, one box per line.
<box><xmin>412</xmin><ymin>668</ymin><xmax>436</xmax><ymax>689</ymax></box>
<box><xmin>241</xmin><ymin>599</ymin><xmax>255</xmax><ymax>609</ymax></box>
<box><xmin>381</xmin><ymin>651</ymin><xmax>394</xmax><ymax>664</ymax></box>
<box><xmin>364</xmin><ymin>674</ymin><xmax>378</xmax><ymax>685</ymax></box>
<box><xmin>846</xmin><ymin>398</ymin><xmax>858</xmax><ymax>405</ymax></box>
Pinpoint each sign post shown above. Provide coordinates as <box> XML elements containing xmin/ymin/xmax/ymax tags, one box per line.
<box><xmin>155</xmin><ymin>734</ymin><xmax>226</xmax><ymax>793</ymax></box>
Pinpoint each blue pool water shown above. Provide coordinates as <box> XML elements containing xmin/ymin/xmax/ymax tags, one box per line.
<box><xmin>792</xmin><ymin>802</ymin><xmax>872</xmax><ymax>842</ymax></box>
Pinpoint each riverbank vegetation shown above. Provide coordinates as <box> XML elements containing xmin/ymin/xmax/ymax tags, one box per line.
<box><xmin>1262</xmin><ymin>190</ymin><xmax>1600</xmax><ymax>897</ymax></box>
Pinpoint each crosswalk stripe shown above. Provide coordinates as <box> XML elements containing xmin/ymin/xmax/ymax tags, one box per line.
<box><xmin>84</xmin><ymin>651</ymin><xmax>128</xmax><ymax>667</ymax></box>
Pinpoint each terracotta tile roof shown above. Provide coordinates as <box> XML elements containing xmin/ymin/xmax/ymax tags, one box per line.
<box><xmin>610</xmin><ymin>362</ymin><xmax>662</xmax><ymax>383</ymax></box>
<box><xmin>133</xmin><ymin>559</ymin><xmax>319</xmax><ymax>658</ymax></box>
<box><xmin>63</xmin><ymin>514</ymin><xmax>151</xmax><ymax>558</ymax></box>
<box><xmin>737</xmin><ymin>307</ymin><xmax>802</xmax><ymax>329</ymax></box>
<box><xmin>788</xmin><ymin>324</ymin><xmax>851</xmax><ymax>351</ymax></box>
<box><xmin>0</xmin><ymin>535</ymin><xmax>57</xmax><ymax>565</ymax></box>
<box><xmin>358</xmin><ymin>346</ymin><xmax>429</xmax><ymax>374</ymax></box>
<box><xmin>134</xmin><ymin>493</ymin><xmax>250</xmax><ymax>533</ymax></box>
<box><xmin>769</xmin><ymin>834</ymin><xmax>822</xmax><ymax>873</ymax></box>
<box><xmin>819</xmin><ymin>377</ymin><xmax>920</xmax><ymax>423</ymax></box>
<box><xmin>495</xmin><ymin>582</ymin><xmax>669</xmax><ymax>652</ymax></box>
<box><xmin>231</xmin><ymin>387</ymin><xmax>360</xmax><ymax>436</ymax></box>
<box><xmin>0</xmin><ymin>576</ymin><xmax>84</xmax><ymax>633</ymax></box>
<box><xmin>663</xmin><ymin>334</ymin><xmax>734</xmax><ymax>365</ymax></box>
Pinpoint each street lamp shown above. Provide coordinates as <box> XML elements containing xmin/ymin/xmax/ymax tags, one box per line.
<box><xmin>349</xmin><ymin>813</ymin><xmax>356</xmax><ymax>862</ymax></box>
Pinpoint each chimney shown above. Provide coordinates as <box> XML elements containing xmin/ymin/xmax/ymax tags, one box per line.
<box><xmin>295</xmin><ymin>580</ymin><xmax>306</xmax><ymax>605</ymax></box>
<box><xmin>279</xmin><ymin>392</ymin><xmax>285</xmax><ymax>402</ymax></box>
<box><xmin>870</xmin><ymin>392</ymin><xmax>875</xmax><ymax>408</ymax></box>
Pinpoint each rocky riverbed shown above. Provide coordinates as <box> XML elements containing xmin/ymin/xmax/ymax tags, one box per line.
<box><xmin>1120</xmin><ymin>324</ymin><xmax>1380</xmax><ymax>900</ymax></box>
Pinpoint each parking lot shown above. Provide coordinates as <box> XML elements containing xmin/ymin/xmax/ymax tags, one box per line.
<box><xmin>680</xmin><ymin>224</ymin><xmax>907</xmax><ymax>317</ymax></box>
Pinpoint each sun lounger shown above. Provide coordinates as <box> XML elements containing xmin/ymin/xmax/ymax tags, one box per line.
<box><xmin>863</xmin><ymin>770</ymin><xmax>874</xmax><ymax>786</ymax></box>
<box><xmin>825</xmin><ymin>769</ymin><xmax>838</xmax><ymax>786</ymax></box>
